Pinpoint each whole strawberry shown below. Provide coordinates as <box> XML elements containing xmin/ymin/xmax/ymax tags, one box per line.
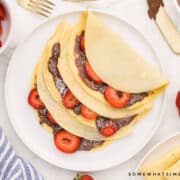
<box><xmin>74</xmin><ymin>174</ymin><xmax>94</xmax><ymax>180</ymax></box>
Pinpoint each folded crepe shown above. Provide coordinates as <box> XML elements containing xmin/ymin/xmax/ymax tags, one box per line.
<box><xmin>139</xmin><ymin>145</ymin><xmax>180</xmax><ymax>180</ymax></box>
<box><xmin>67</xmin><ymin>11</ymin><xmax>168</xmax><ymax>115</ymax></box>
<box><xmin>40</xmin><ymin>21</ymin><xmax>152</xmax><ymax>140</ymax></box>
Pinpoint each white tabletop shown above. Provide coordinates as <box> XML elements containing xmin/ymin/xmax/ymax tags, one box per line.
<box><xmin>1</xmin><ymin>0</ymin><xmax>180</xmax><ymax>179</ymax></box>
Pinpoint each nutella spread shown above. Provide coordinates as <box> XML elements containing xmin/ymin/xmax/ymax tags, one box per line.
<box><xmin>147</xmin><ymin>0</ymin><xmax>164</xmax><ymax>19</ymax></box>
<box><xmin>37</xmin><ymin>108</ymin><xmax>103</xmax><ymax>151</ymax></box>
<box><xmin>96</xmin><ymin>116</ymin><xmax>136</xmax><ymax>132</ymax></box>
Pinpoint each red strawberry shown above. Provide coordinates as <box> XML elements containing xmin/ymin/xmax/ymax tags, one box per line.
<box><xmin>104</xmin><ymin>86</ymin><xmax>131</xmax><ymax>108</ymax></box>
<box><xmin>0</xmin><ymin>40</ymin><xmax>2</xmax><ymax>48</ymax></box>
<box><xmin>0</xmin><ymin>21</ymin><xmax>2</xmax><ymax>35</ymax></box>
<box><xmin>101</xmin><ymin>126</ymin><xmax>117</xmax><ymax>137</ymax></box>
<box><xmin>28</xmin><ymin>88</ymin><xmax>44</xmax><ymax>109</ymax></box>
<box><xmin>74</xmin><ymin>174</ymin><xmax>94</xmax><ymax>180</ymax></box>
<box><xmin>84</xmin><ymin>61</ymin><xmax>103</xmax><ymax>84</ymax></box>
<box><xmin>176</xmin><ymin>91</ymin><xmax>180</xmax><ymax>108</ymax></box>
<box><xmin>0</xmin><ymin>4</ymin><xmax>5</xmax><ymax>20</ymax></box>
<box><xmin>80</xmin><ymin>33</ymin><xmax>85</xmax><ymax>51</ymax></box>
<box><xmin>46</xmin><ymin>111</ymin><xmax>57</xmax><ymax>124</ymax></box>
<box><xmin>54</xmin><ymin>130</ymin><xmax>81</xmax><ymax>153</ymax></box>
<box><xmin>63</xmin><ymin>90</ymin><xmax>79</xmax><ymax>109</ymax></box>
<box><xmin>81</xmin><ymin>105</ymin><xmax>98</xmax><ymax>120</ymax></box>
<box><xmin>81</xmin><ymin>175</ymin><xmax>94</xmax><ymax>180</ymax></box>
<box><xmin>176</xmin><ymin>91</ymin><xmax>180</xmax><ymax>116</ymax></box>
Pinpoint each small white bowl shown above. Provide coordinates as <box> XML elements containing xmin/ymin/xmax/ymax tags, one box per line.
<box><xmin>0</xmin><ymin>0</ymin><xmax>13</xmax><ymax>54</ymax></box>
<box><xmin>174</xmin><ymin>0</ymin><xmax>180</xmax><ymax>14</ymax></box>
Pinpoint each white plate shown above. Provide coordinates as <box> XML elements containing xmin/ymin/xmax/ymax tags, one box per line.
<box><xmin>133</xmin><ymin>133</ymin><xmax>180</xmax><ymax>180</ymax></box>
<box><xmin>5</xmin><ymin>10</ymin><xmax>166</xmax><ymax>171</ymax></box>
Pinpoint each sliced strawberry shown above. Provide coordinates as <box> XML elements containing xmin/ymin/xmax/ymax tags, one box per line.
<box><xmin>0</xmin><ymin>21</ymin><xmax>2</xmax><ymax>35</ymax></box>
<box><xmin>101</xmin><ymin>126</ymin><xmax>117</xmax><ymax>137</ymax></box>
<box><xmin>84</xmin><ymin>61</ymin><xmax>103</xmax><ymax>84</ymax></box>
<box><xmin>99</xmin><ymin>119</ymin><xmax>118</xmax><ymax>137</ymax></box>
<box><xmin>0</xmin><ymin>4</ymin><xmax>5</xmax><ymax>20</ymax></box>
<box><xmin>176</xmin><ymin>91</ymin><xmax>180</xmax><ymax>108</ymax></box>
<box><xmin>54</xmin><ymin>130</ymin><xmax>81</xmax><ymax>153</ymax></box>
<box><xmin>0</xmin><ymin>40</ymin><xmax>2</xmax><ymax>48</ymax></box>
<box><xmin>80</xmin><ymin>33</ymin><xmax>85</xmax><ymax>51</ymax></box>
<box><xmin>63</xmin><ymin>90</ymin><xmax>79</xmax><ymax>109</ymax></box>
<box><xmin>28</xmin><ymin>88</ymin><xmax>44</xmax><ymax>109</ymax></box>
<box><xmin>81</xmin><ymin>105</ymin><xmax>98</xmax><ymax>120</ymax></box>
<box><xmin>104</xmin><ymin>86</ymin><xmax>131</xmax><ymax>108</ymax></box>
<box><xmin>46</xmin><ymin>111</ymin><xmax>57</xmax><ymax>124</ymax></box>
<box><xmin>81</xmin><ymin>175</ymin><xmax>94</xmax><ymax>180</ymax></box>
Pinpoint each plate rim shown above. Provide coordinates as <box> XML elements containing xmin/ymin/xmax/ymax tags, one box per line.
<box><xmin>132</xmin><ymin>132</ymin><xmax>180</xmax><ymax>180</ymax></box>
<box><xmin>5</xmin><ymin>9</ymin><xmax>167</xmax><ymax>171</ymax></box>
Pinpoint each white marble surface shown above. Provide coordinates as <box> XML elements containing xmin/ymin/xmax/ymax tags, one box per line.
<box><xmin>1</xmin><ymin>0</ymin><xmax>180</xmax><ymax>179</ymax></box>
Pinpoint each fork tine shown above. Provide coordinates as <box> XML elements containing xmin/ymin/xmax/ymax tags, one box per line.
<box><xmin>30</xmin><ymin>0</ymin><xmax>53</xmax><ymax>10</ymax></box>
<box><xmin>28</xmin><ymin>2</ymin><xmax>51</xmax><ymax>14</ymax></box>
<box><xmin>28</xmin><ymin>3</ymin><xmax>51</xmax><ymax>17</ymax></box>
<box><xmin>39</xmin><ymin>0</ymin><xmax>55</xmax><ymax>6</ymax></box>
<box><xmin>27</xmin><ymin>6</ymin><xmax>49</xmax><ymax>17</ymax></box>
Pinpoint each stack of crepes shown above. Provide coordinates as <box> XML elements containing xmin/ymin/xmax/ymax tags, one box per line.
<box><xmin>139</xmin><ymin>145</ymin><xmax>180</xmax><ymax>180</ymax></box>
<box><xmin>28</xmin><ymin>11</ymin><xmax>168</xmax><ymax>153</ymax></box>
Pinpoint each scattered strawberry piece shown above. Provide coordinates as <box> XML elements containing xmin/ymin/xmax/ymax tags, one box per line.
<box><xmin>176</xmin><ymin>91</ymin><xmax>180</xmax><ymax>108</ymax></box>
<box><xmin>28</xmin><ymin>88</ymin><xmax>44</xmax><ymax>109</ymax></box>
<box><xmin>81</xmin><ymin>105</ymin><xmax>98</xmax><ymax>120</ymax></box>
<box><xmin>54</xmin><ymin>130</ymin><xmax>81</xmax><ymax>153</ymax></box>
<box><xmin>63</xmin><ymin>90</ymin><xmax>79</xmax><ymax>109</ymax></box>
<box><xmin>80</xmin><ymin>33</ymin><xmax>85</xmax><ymax>51</ymax></box>
<box><xmin>104</xmin><ymin>86</ymin><xmax>131</xmax><ymax>108</ymax></box>
<box><xmin>74</xmin><ymin>174</ymin><xmax>94</xmax><ymax>180</ymax></box>
<box><xmin>84</xmin><ymin>61</ymin><xmax>103</xmax><ymax>84</ymax></box>
<box><xmin>81</xmin><ymin>175</ymin><xmax>94</xmax><ymax>180</ymax></box>
<box><xmin>0</xmin><ymin>40</ymin><xmax>2</xmax><ymax>48</ymax></box>
<box><xmin>176</xmin><ymin>91</ymin><xmax>180</xmax><ymax>115</ymax></box>
<box><xmin>0</xmin><ymin>4</ymin><xmax>5</xmax><ymax>20</ymax></box>
<box><xmin>0</xmin><ymin>21</ymin><xmax>2</xmax><ymax>35</ymax></box>
<box><xmin>46</xmin><ymin>111</ymin><xmax>57</xmax><ymax>124</ymax></box>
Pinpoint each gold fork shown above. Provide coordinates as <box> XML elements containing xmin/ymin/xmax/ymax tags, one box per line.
<box><xmin>16</xmin><ymin>0</ymin><xmax>55</xmax><ymax>17</ymax></box>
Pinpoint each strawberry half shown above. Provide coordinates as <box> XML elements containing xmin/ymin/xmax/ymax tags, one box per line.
<box><xmin>63</xmin><ymin>90</ymin><xmax>79</xmax><ymax>109</ymax></box>
<box><xmin>0</xmin><ymin>4</ymin><xmax>5</xmax><ymax>20</ymax></box>
<box><xmin>81</xmin><ymin>105</ymin><xmax>98</xmax><ymax>120</ymax></box>
<box><xmin>54</xmin><ymin>130</ymin><xmax>81</xmax><ymax>153</ymax></box>
<box><xmin>80</xmin><ymin>33</ymin><xmax>85</xmax><ymax>51</ymax></box>
<box><xmin>46</xmin><ymin>111</ymin><xmax>57</xmax><ymax>124</ymax></box>
<box><xmin>28</xmin><ymin>88</ymin><xmax>44</xmax><ymax>109</ymax></box>
<box><xmin>104</xmin><ymin>86</ymin><xmax>131</xmax><ymax>108</ymax></box>
<box><xmin>176</xmin><ymin>91</ymin><xmax>180</xmax><ymax>116</ymax></box>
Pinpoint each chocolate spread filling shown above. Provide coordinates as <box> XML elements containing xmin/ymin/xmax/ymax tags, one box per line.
<box><xmin>47</xmin><ymin>42</ymin><xmax>138</xmax><ymax>138</ymax></box>
<box><xmin>47</xmin><ymin>42</ymin><xmax>104</xmax><ymax>150</ymax></box>
<box><xmin>48</xmin><ymin>43</ymin><xmax>67</xmax><ymax>97</ymax></box>
<box><xmin>96</xmin><ymin>116</ymin><xmax>136</xmax><ymax>132</ymax></box>
<box><xmin>74</xmin><ymin>33</ymin><xmax>148</xmax><ymax>107</ymax></box>
<box><xmin>147</xmin><ymin>0</ymin><xmax>164</xmax><ymax>20</ymax></box>
<box><xmin>37</xmin><ymin>108</ymin><xmax>103</xmax><ymax>151</ymax></box>
<box><xmin>38</xmin><ymin>108</ymin><xmax>62</xmax><ymax>134</ymax></box>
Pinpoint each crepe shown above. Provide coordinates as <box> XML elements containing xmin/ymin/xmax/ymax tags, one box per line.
<box><xmin>85</xmin><ymin>12</ymin><xmax>168</xmax><ymax>93</ymax></box>
<box><xmin>39</xmin><ymin>21</ymin><xmax>152</xmax><ymax>141</ymax></box>
<box><xmin>67</xmin><ymin>11</ymin><xmax>167</xmax><ymax>116</ymax></box>
<box><xmin>139</xmin><ymin>145</ymin><xmax>180</xmax><ymax>180</ymax></box>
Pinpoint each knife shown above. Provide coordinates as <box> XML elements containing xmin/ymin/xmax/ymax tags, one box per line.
<box><xmin>147</xmin><ymin>0</ymin><xmax>180</xmax><ymax>54</ymax></box>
